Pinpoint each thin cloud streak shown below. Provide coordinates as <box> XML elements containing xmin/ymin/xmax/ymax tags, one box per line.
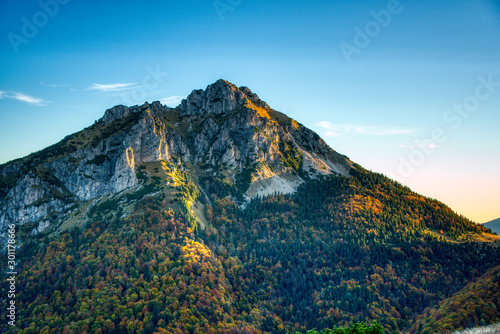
<box><xmin>389</xmin><ymin>140</ymin><xmax>440</xmax><ymax>150</ymax></box>
<box><xmin>317</xmin><ymin>122</ymin><xmax>419</xmax><ymax>137</ymax></box>
<box><xmin>0</xmin><ymin>90</ymin><xmax>47</xmax><ymax>106</ymax></box>
<box><xmin>160</xmin><ymin>96</ymin><xmax>184</xmax><ymax>107</ymax></box>
<box><xmin>88</xmin><ymin>83</ymin><xmax>138</xmax><ymax>92</ymax></box>
<box><xmin>40</xmin><ymin>81</ymin><xmax>67</xmax><ymax>88</ymax></box>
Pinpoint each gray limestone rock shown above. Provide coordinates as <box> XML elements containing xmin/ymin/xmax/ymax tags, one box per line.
<box><xmin>0</xmin><ymin>79</ymin><xmax>353</xmax><ymax>238</ymax></box>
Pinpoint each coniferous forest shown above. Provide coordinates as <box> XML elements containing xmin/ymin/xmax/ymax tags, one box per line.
<box><xmin>2</xmin><ymin>168</ymin><xmax>500</xmax><ymax>333</ymax></box>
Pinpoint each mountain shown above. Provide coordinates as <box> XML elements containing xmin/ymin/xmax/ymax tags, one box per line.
<box><xmin>0</xmin><ymin>79</ymin><xmax>351</xmax><ymax>237</ymax></box>
<box><xmin>484</xmin><ymin>218</ymin><xmax>500</xmax><ymax>235</ymax></box>
<box><xmin>1</xmin><ymin>79</ymin><xmax>500</xmax><ymax>333</ymax></box>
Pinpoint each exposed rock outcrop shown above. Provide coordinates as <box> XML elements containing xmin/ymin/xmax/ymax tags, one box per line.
<box><xmin>0</xmin><ymin>79</ymin><xmax>353</xmax><ymax>236</ymax></box>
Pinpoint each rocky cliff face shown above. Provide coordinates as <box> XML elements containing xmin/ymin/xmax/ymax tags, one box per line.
<box><xmin>0</xmin><ymin>79</ymin><xmax>353</xmax><ymax>237</ymax></box>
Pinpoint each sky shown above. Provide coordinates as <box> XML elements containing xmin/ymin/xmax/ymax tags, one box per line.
<box><xmin>0</xmin><ymin>0</ymin><xmax>499</xmax><ymax>223</ymax></box>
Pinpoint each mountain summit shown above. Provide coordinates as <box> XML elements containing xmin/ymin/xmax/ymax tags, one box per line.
<box><xmin>180</xmin><ymin>79</ymin><xmax>270</xmax><ymax>116</ymax></box>
<box><xmin>0</xmin><ymin>79</ymin><xmax>352</xmax><ymax>235</ymax></box>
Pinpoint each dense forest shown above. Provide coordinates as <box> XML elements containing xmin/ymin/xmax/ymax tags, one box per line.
<box><xmin>409</xmin><ymin>265</ymin><xmax>500</xmax><ymax>333</ymax></box>
<box><xmin>1</xmin><ymin>168</ymin><xmax>499</xmax><ymax>333</ymax></box>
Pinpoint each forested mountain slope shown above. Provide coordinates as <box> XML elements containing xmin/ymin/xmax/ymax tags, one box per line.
<box><xmin>2</xmin><ymin>169</ymin><xmax>499</xmax><ymax>333</ymax></box>
<box><xmin>410</xmin><ymin>265</ymin><xmax>500</xmax><ymax>333</ymax></box>
<box><xmin>1</xmin><ymin>80</ymin><xmax>499</xmax><ymax>334</ymax></box>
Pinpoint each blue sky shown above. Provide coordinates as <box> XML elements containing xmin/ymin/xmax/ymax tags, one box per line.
<box><xmin>1</xmin><ymin>0</ymin><xmax>499</xmax><ymax>223</ymax></box>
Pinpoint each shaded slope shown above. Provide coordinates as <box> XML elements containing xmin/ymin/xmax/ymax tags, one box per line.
<box><xmin>409</xmin><ymin>266</ymin><xmax>500</xmax><ymax>333</ymax></box>
<box><xmin>484</xmin><ymin>218</ymin><xmax>500</xmax><ymax>235</ymax></box>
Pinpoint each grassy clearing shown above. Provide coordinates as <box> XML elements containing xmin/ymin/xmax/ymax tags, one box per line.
<box><xmin>424</xmin><ymin>228</ymin><xmax>500</xmax><ymax>244</ymax></box>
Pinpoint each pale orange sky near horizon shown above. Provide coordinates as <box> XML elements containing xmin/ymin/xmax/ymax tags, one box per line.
<box><xmin>336</xmin><ymin>138</ymin><xmax>500</xmax><ymax>224</ymax></box>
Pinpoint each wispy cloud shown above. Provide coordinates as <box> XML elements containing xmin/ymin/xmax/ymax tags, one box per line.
<box><xmin>0</xmin><ymin>90</ymin><xmax>47</xmax><ymax>106</ymax></box>
<box><xmin>88</xmin><ymin>83</ymin><xmax>138</xmax><ymax>92</ymax></box>
<box><xmin>40</xmin><ymin>81</ymin><xmax>67</xmax><ymax>88</ymax></box>
<box><xmin>389</xmin><ymin>140</ymin><xmax>440</xmax><ymax>149</ymax></box>
<box><xmin>11</xmin><ymin>92</ymin><xmax>45</xmax><ymax>105</ymax></box>
<box><xmin>317</xmin><ymin>122</ymin><xmax>419</xmax><ymax>137</ymax></box>
<box><xmin>160</xmin><ymin>96</ymin><xmax>184</xmax><ymax>107</ymax></box>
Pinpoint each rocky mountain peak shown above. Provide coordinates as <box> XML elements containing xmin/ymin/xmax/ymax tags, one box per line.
<box><xmin>101</xmin><ymin>105</ymin><xmax>132</xmax><ymax>124</ymax></box>
<box><xmin>180</xmin><ymin>79</ymin><xmax>269</xmax><ymax>116</ymax></box>
<box><xmin>101</xmin><ymin>101</ymin><xmax>168</xmax><ymax>124</ymax></box>
<box><xmin>0</xmin><ymin>79</ymin><xmax>353</xmax><ymax>236</ymax></box>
